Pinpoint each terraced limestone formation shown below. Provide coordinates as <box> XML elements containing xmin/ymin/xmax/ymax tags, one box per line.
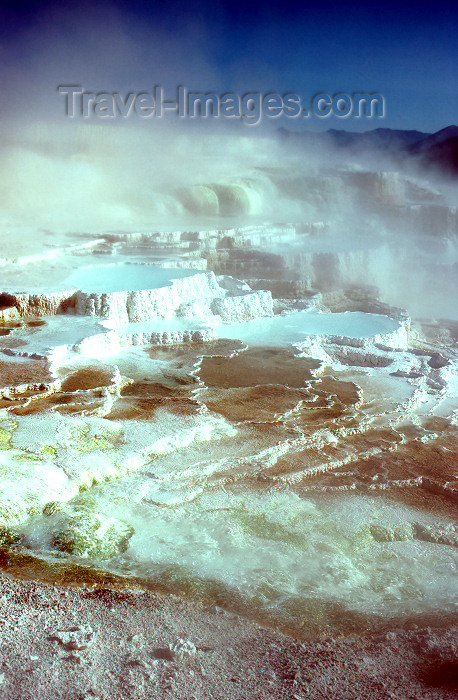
<box><xmin>0</xmin><ymin>136</ymin><xmax>457</xmax><ymax>639</ymax></box>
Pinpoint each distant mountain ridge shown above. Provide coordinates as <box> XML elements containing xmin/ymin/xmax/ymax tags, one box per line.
<box><xmin>326</xmin><ymin>128</ymin><xmax>430</xmax><ymax>149</ymax></box>
<box><xmin>407</xmin><ymin>125</ymin><xmax>458</xmax><ymax>152</ymax></box>
<box><xmin>278</xmin><ymin>125</ymin><xmax>458</xmax><ymax>177</ymax></box>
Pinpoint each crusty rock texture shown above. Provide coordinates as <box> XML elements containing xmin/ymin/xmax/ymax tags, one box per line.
<box><xmin>1</xmin><ymin>272</ymin><xmax>273</xmax><ymax>325</ymax></box>
<box><xmin>0</xmin><ymin>573</ymin><xmax>456</xmax><ymax>700</ymax></box>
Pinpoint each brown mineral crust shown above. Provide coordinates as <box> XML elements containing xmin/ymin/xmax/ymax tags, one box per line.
<box><xmin>0</xmin><ymin>358</ymin><xmax>54</xmax><ymax>392</ymax></box>
<box><xmin>198</xmin><ymin>346</ymin><xmax>319</xmax><ymax>388</ymax></box>
<box><xmin>202</xmin><ymin>384</ymin><xmax>314</xmax><ymax>423</ymax></box>
<box><xmin>60</xmin><ymin>367</ymin><xmax>115</xmax><ymax>392</ymax></box>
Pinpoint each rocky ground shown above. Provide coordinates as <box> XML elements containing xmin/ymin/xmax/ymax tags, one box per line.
<box><xmin>0</xmin><ymin>573</ymin><xmax>456</xmax><ymax>699</ymax></box>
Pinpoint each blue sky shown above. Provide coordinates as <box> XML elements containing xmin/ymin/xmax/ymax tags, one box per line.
<box><xmin>0</xmin><ymin>0</ymin><xmax>456</xmax><ymax>131</ymax></box>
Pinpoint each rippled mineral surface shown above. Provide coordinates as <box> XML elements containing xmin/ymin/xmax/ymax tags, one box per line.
<box><xmin>0</xmin><ymin>136</ymin><xmax>457</xmax><ymax>639</ymax></box>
